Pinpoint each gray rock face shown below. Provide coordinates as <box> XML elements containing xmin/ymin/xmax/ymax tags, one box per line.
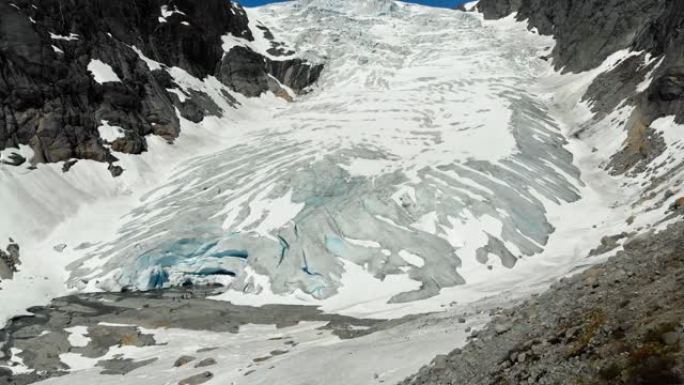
<box><xmin>401</xmin><ymin>221</ymin><xmax>684</xmax><ymax>385</ymax></box>
<box><xmin>218</xmin><ymin>46</ymin><xmax>323</xmax><ymax>98</ymax></box>
<box><xmin>0</xmin><ymin>239</ymin><xmax>20</xmax><ymax>281</ymax></box>
<box><xmin>0</xmin><ymin>0</ymin><xmax>322</xmax><ymax>174</ymax></box>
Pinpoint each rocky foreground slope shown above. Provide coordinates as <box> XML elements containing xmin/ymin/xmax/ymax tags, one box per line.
<box><xmin>401</xmin><ymin>219</ymin><xmax>684</xmax><ymax>385</ymax></box>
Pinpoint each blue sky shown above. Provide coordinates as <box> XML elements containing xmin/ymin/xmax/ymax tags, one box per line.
<box><xmin>238</xmin><ymin>0</ymin><xmax>469</xmax><ymax>8</ymax></box>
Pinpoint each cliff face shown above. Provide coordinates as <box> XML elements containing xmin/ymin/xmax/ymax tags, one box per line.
<box><xmin>0</xmin><ymin>0</ymin><xmax>322</xmax><ymax>174</ymax></box>
<box><xmin>477</xmin><ymin>0</ymin><xmax>684</xmax><ymax>175</ymax></box>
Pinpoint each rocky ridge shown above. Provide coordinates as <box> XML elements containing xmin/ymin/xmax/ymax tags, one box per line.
<box><xmin>0</xmin><ymin>0</ymin><xmax>322</xmax><ymax>175</ymax></box>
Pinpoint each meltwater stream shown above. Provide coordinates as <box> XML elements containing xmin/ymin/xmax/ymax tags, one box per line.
<box><xmin>68</xmin><ymin>1</ymin><xmax>582</xmax><ymax>304</ymax></box>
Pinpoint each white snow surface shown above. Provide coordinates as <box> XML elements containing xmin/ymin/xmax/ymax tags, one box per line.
<box><xmin>97</xmin><ymin>121</ymin><xmax>125</xmax><ymax>142</ymax></box>
<box><xmin>49</xmin><ymin>32</ymin><xmax>79</xmax><ymax>41</ymax></box>
<box><xmin>1</xmin><ymin>0</ymin><xmax>681</xmax><ymax>334</ymax></box>
<box><xmin>87</xmin><ymin>59</ymin><xmax>121</xmax><ymax>84</ymax></box>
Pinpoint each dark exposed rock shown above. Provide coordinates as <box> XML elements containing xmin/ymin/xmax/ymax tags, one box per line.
<box><xmin>108</xmin><ymin>163</ymin><xmax>124</xmax><ymax>177</ymax></box>
<box><xmin>0</xmin><ymin>151</ymin><xmax>26</xmax><ymax>166</ymax></box>
<box><xmin>194</xmin><ymin>357</ymin><xmax>217</xmax><ymax>368</ymax></box>
<box><xmin>97</xmin><ymin>357</ymin><xmax>158</xmax><ymax>375</ymax></box>
<box><xmin>178</xmin><ymin>371</ymin><xmax>213</xmax><ymax>385</ymax></box>
<box><xmin>0</xmin><ymin>239</ymin><xmax>20</xmax><ymax>281</ymax></box>
<box><xmin>0</xmin><ymin>0</ymin><xmax>322</xmax><ymax>173</ymax></box>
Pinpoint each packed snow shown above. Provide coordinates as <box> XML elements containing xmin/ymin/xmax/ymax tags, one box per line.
<box><xmin>87</xmin><ymin>59</ymin><xmax>121</xmax><ymax>84</ymax></box>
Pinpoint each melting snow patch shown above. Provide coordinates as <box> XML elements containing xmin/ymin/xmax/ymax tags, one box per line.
<box><xmin>49</xmin><ymin>32</ymin><xmax>79</xmax><ymax>41</ymax></box>
<box><xmin>636</xmin><ymin>55</ymin><xmax>665</xmax><ymax>93</ymax></box>
<box><xmin>97</xmin><ymin>121</ymin><xmax>125</xmax><ymax>142</ymax></box>
<box><xmin>87</xmin><ymin>59</ymin><xmax>121</xmax><ymax>83</ymax></box>
<box><xmin>398</xmin><ymin>250</ymin><xmax>425</xmax><ymax>268</ymax></box>
<box><xmin>159</xmin><ymin>5</ymin><xmax>186</xmax><ymax>23</ymax></box>
<box><xmin>65</xmin><ymin>325</ymin><xmax>91</xmax><ymax>347</ymax></box>
<box><xmin>166</xmin><ymin>88</ymin><xmax>188</xmax><ymax>102</ymax></box>
<box><xmin>652</xmin><ymin>116</ymin><xmax>684</xmax><ymax>146</ymax></box>
<box><xmin>345</xmin><ymin>237</ymin><xmax>382</xmax><ymax>248</ymax></box>
<box><xmin>461</xmin><ymin>1</ymin><xmax>479</xmax><ymax>11</ymax></box>
<box><xmin>131</xmin><ymin>45</ymin><xmax>163</xmax><ymax>71</ymax></box>
<box><xmin>1</xmin><ymin>348</ymin><xmax>32</xmax><ymax>374</ymax></box>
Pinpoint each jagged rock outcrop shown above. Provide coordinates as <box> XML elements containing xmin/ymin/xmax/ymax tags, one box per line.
<box><xmin>476</xmin><ymin>0</ymin><xmax>684</xmax><ymax>174</ymax></box>
<box><xmin>218</xmin><ymin>46</ymin><xmax>323</xmax><ymax>98</ymax></box>
<box><xmin>0</xmin><ymin>239</ymin><xmax>19</xmax><ymax>281</ymax></box>
<box><xmin>0</xmin><ymin>0</ymin><xmax>322</xmax><ymax>174</ymax></box>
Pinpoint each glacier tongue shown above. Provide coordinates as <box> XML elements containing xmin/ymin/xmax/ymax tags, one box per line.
<box><xmin>66</xmin><ymin>2</ymin><xmax>585</xmax><ymax>307</ymax></box>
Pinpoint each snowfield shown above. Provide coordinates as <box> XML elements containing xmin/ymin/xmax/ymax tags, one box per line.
<box><xmin>2</xmin><ymin>0</ymin><xmax>684</xmax><ymax>383</ymax></box>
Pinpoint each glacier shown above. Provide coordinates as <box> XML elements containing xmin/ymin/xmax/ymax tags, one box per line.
<box><xmin>64</xmin><ymin>1</ymin><xmax>583</xmax><ymax>304</ymax></box>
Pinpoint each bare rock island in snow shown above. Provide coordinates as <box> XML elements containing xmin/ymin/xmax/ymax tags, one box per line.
<box><xmin>1</xmin><ymin>0</ymin><xmax>684</xmax><ymax>384</ymax></box>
